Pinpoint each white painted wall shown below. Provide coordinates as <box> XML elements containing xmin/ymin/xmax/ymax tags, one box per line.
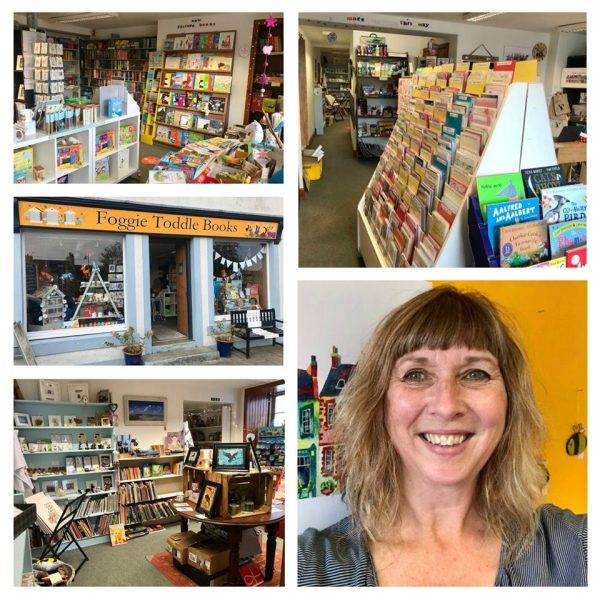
<box><xmin>297</xmin><ymin>280</ymin><xmax>432</xmax><ymax>532</ymax></box>
<box><xmin>545</xmin><ymin>31</ymin><xmax>586</xmax><ymax>97</ymax></box>
<box><xmin>155</xmin><ymin>13</ymin><xmax>282</xmax><ymax>125</ymax></box>
<box><xmin>16</xmin><ymin>379</ymin><xmax>245</xmax><ymax>448</ymax></box>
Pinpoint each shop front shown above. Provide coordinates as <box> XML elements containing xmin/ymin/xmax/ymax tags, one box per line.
<box><xmin>14</xmin><ymin>197</ymin><xmax>283</xmax><ymax>364</ymax></box>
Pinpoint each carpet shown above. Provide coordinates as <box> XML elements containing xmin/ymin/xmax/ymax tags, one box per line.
<box><xmin>146</xmin><ymin>547</ymin><xmax>282</xmax><ymax>587</ymax></box>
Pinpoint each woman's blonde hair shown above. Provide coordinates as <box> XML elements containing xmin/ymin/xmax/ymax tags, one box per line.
<box><xmin>335</xmin><ymin>285</ymin><xmax>547</xmax><ymax>561</ymax></box>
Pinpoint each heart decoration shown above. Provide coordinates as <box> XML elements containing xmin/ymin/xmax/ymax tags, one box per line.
<box><xmin>262</xmin><ymin>45</ymin><xmax>272</xmax><ymax>55</ymax></box>
<box><xmin>108</xmin><ymin>403</ymin><xmax>118</xmax><ymax>414</ymax></box>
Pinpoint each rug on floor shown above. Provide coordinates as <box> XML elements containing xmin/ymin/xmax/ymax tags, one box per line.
<box><xmin>146</xmin><ymin>547</ymin><xmax>282</xmax><ymax>587</ymax></box>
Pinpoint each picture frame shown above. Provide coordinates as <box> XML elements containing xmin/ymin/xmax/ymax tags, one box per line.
<box><xmin>102</xmin><ymin>474</ymin><xmax>114</xmax><ymax>491</ymax></box>
<box><xmin>42</xmin><ymin>480</ymin><xmax>59</xmax><ymax>496</ymax></box>
<box><xmin>65</xmin><ymin>457</ymin><xmax>76</xmax><ymax>474</ymax></box>
<box><xmin>97</xmin><ymin>389</ymin><xmax>112</xmax><ymax>403</ymax></box>
<box><xmin>31</xmin><ymin>415</ymin><xmax>45</xmax><ymax>427</ymax></box>
<box><xmin>196</xmin><ymin>480</ymin><xmax>222</xmax><ymax>518</ymax></box>
<box><xmin>100</xmin><ymin>454</ymin><xmax>113</xmax><ymax>470</ymax></box>
<box><xmin>75</xmin><ymin>456</ymin><xmax>84</xmax><ymax>472</ymax></box>
<box><xmin>184</xmin><ymin>447</ymin><xmax>200</xmax><ymax>467</ymax></box>
<box><xmin>502</xmin><ymin>45</ymin><xmax>531</xmax><ymax>61</ymax></box>
<box><xmin>39</xmin><ymin>380</ymin><xmax>61</xmax><ymax>401</ymax></box>
<box><xmin>212</xmin><ymin>443</ymin><xmax>250</xmax><ymax>472</ymax></box>
<box><xmin>48</xmin><ymin>415</ymin><xmax>62</xmax><ymax>427</ymax></box>
<box><xmin>62</xmin><ymin>479</ymin><xmax>77</xmax><ymax>494</ymax></box>
<box><xmin>64</xmin><ymin>416</ymin><xmax>76</xmax><ymax>427</ymax></box>
<box><xmin>124</xmin><ymin>396</ymin><xmax>167</xmax><ymax>426</ymax></box>
<box><xmin>14</xmin><ymin>413</ymin><xmax>32</xmax><ymax>427</ymax></box>
<box><xmin>68</xmin><ymin>383</ymin><xmax>89</xmax><ymax>403</ymax></box>
<box><xmin>85</xmin><ymin>480</ymin><xmax>99</xmax><ymax>493</ymax></box>
<box><xmin>100</xmin><ymin>417</ymin><xmax>111</xmax><ymax>427</ymax></box>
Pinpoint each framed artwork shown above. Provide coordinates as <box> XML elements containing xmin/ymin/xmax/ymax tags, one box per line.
<box><xmin>48</xmin><ymin>415</ymin><xmax>62</xmax><ymax>427</ymax></box>
<box><xmin>39</xmin><ymin>380</ymin><xmax>61</xmax><ymax>401</ymax></box>
<box><xmin>68</xmin><ymin>383</ymin><xmax>89</xmax><ymax>403</ymax></box>
<box><xmin>42</xmin><ymin>480</ymin><xmax>59</xmax><ymax>495</ymax></box>
<box><xmin>14</xmin><ymin>413</ymin><xmax>32</xmax><ymax>427</ymax></box>
<box><xmin>124</xmin><ymin>396</ymin><xmax>166</xmax><ymax>426</ymax></box>
<box><xmin>212</xmin><ymin>443</ymin><xmax>250</xmax><ymax>472</ymax></box>
<box><xmin>85</xmin><ymin>480</ymin><xmax>99</xmax><ymax>493</ymax></box>
<box><xmin>196</xmin><ymin>480</ymin><xmax>222</xmax><ymax>518</ymax></box>
<box><xmin>100</xmin><ymin>454</ymin><xmax>113</xmax><ymax>470</ymax></box>
<box><xmin>561</xmin><ymin>68</ymin><xmax>586</xmax><ymax>89</ymax></box>
<box><xmin>101</xmin><ymin>417</ymin><xmax>111</xmax><ymax>426</ymax></box>
<box><xmin>184</xmin><ymin>447</ymin><xmax>200</xmax><ymax>467</ymax></box>
<box><xmin>30</xmin><ymin>415</ymin><xmax>45</xmax><ymax>427</ymax></box>
<box><xmin>65</xmin><ymin>457</ymin><xmax>76</xmax><ymax>474</ymax></box>
<box><xmin>62</xmin><ymin>479</ymin><xmax>77</xmax><ymax>494</ymax></box>
<box><xmin>503</xmin><ymin>46</ymin><xmax>531</xmax><ymax>61</ymax></box>
<box><xmin>102</xmin><ymin>474</ymin><xmax>114</xmax><ymax>491</ymax></box>
<box><xmin>64</xmin><ymin>416</ymin><xmax>76</xmax><ymax>427</ymax></box>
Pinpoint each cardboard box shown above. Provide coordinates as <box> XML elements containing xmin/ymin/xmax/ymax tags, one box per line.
<box><xmin>166</xmin><ymin>531</ymin><xmax>199</xmax><ymax>564</ymax></box>
<box><xmin>187</xmin><ymin>539</ymin><xmax>230</xmax><ymax>575</ymax></box>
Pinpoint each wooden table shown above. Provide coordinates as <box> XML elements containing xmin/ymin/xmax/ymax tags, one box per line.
<box><xmin>173</xmin><ymin>500</ymin><xmax>284</xmax><ymax>586</ymax></box>
<box><xmin>555</xmin><ymin>141</ymin><xmax>586</xmax><ymax>164</ymax></box>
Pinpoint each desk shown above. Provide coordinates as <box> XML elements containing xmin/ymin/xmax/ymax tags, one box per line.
<box><xmin>173</xmin><ymin>501</ymin><xmax>284</xmax><ymax>586</ymax></box>
<box><xmin>555</xmin><ymin>141</ymin><xmax>586</xmax><ymax>164</ymax></box>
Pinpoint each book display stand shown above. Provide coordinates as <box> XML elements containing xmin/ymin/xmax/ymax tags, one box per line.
<box><xmin>151</xmin><ymin>31</ymin><xmax>235</xmax><ymax>149</ymax></box>
<box><xmin>72</xmin><ymin>264</ymin><xmax>122</xmax><ymax>327</ymax></box>
<box><xmin>140</xmin><ymin>51</ymin><xmax>164</xmax><ymax>144</ymax></box>
<box><xmin>357</xmin><ymin>80</ymin><xmax>557</xmax><ymax>267</ymax></box>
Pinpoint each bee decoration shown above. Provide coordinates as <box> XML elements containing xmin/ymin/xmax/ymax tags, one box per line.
<box><xmin>566</xmin><ymin>424</ymin><xmax>587</xmax><ymax>457</ymax></box>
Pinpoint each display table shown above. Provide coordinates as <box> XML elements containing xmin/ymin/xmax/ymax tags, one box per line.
<box><xmin>172</xmin><ymin>500</ymin><xmax>284</xmax><ymax>585</ymax></box>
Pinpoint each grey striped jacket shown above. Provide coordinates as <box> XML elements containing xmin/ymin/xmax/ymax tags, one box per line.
<box><xmin>298</xmin><ymin>504</ymin><xmax>587</xmax><ymax>586</ymax></box>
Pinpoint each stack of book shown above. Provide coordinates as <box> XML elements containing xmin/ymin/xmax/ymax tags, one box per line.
<box><xmin>119</xmin><ymin>500</ymin><xmax>177</xmax><ymax>525</ymax></box>
<box><xmin>119</xmin><ymin>481</ymin><xmax>158</xmax><ymax>505</ymax></box>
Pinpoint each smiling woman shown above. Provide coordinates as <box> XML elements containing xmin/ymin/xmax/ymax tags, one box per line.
<box><xmin>298</xmin><ymin>286</ymin><xmax>587</xmax><ymax>587</ymax></box>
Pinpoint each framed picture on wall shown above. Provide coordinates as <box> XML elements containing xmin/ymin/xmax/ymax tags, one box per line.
<box><xmin>39</xmin><ymin>380</ymin><xmax>61</xmax><ymax>401</ymax></box>
<box><xmin>124</xmin><ymin>396</ymin><xmax>167</xmax><ymax>426</ymax></box>
<box><xmin>68</xmin><ymin>383</ymin><xmax>89</xmax><ymax>403</ymax></box>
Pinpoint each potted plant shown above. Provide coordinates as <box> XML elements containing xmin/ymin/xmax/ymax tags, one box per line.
<box><xmin>210</xmin><ymin>320</ymin><xmax>235</xmax><ymax>358</ymax></box>
<box><xmin>105</xmin><ymin>326</ymin><xmax>153</xmax><ymax>365</ymax></box>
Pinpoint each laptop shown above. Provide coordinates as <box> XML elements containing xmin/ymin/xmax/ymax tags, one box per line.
<box><xmin>555</xmin><ymin>126</ymin><xmax>583</xmax><ymax>143</ymax></box>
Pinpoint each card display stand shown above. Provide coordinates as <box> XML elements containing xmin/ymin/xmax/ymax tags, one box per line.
<box><xmin>357</xmin><ymin>81</ymin><xmax>556</xmax><ymax>267</ymax></box>
<box><xmin>140</xmin><ymin>51</ymin><xmax>164</xmax><ymax>144</ymax></box>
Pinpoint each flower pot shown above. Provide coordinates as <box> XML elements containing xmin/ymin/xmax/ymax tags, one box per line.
<box><xmin>123</xmin><ymin>350</ymin><xmax>144</xmax><ymax>365</ymax></box>
<box><xmin>216</xmin><ymin>339</ymin><xmax>234</xmax><ymax>358</ymax></box>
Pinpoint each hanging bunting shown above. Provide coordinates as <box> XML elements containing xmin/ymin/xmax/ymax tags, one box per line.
<box><xmin>246</xmin><ymin>260</ymin><xmax>253</xmax><ymax>268</ymax></box>
<box><xmin>226</xmin><ymin>259</ymin><xmax>232</xmax><ymax>267</ymax></box>
<box><xmin>214</xmin><ymin>252</ymin><xmax>221</xmax><ymax>259</ymax></box>
<box><xmin>233</xmin><ymin>263</ymin><xmax>239</xmax><ymax>272</ymax></box>
<box><xmin>252</xmin><ymin>256</ymin><xmax>258</xmax><ymax>264</ymax></box>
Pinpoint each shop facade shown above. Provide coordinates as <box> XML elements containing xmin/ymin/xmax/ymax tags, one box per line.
<box><xmin>14</xmin><ymin>197</ymin><xmax>283</xmax><ymax>364</ymax></box>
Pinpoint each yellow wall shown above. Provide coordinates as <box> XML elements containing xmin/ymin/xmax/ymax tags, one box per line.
<box><xmin>433</xmin><ymin>281</ymin><xmax>587</xmax><ymax>514</ymax></box>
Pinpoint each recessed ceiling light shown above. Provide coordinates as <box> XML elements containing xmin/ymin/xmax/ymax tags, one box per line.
<box><xmin>48</xmin><ymin>13</ymin><xmax>118</xmax><ymax>24</ymax></box>
<box><xmin>463</xmin><ymin>13</ymin><xmax>504</xmax><ymax>23</ymax></box>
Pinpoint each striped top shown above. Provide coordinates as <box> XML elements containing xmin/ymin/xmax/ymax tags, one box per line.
<box><xmin>298</xmin><ymin>504</ymin><xmax>587</xmax><ymax>586</ymax></box>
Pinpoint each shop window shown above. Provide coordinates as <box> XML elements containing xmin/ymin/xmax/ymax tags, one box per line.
<box><xmin>213</xmin><ymin>241</ymin><xmax>267</xmax><ymax>315</ymax></box>
<box><xmin>23</xmin><ymin>231</ymin><xmax>125</xmax><ymax>334</ymax></box>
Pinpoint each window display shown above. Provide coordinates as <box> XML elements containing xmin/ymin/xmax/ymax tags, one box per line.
<box><xmin>23</xmin><ymin>231</ymin><xmax>125</xmax><ymax>333</ymax></box>
<box><xmin>213</xmin><ymin>241</ymin><xmax>267</xmax><ymax>315</ymax></box>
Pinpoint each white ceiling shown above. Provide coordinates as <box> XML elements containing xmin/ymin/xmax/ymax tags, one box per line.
<box><xmin>301</xmin><ymin>12</ymin><xmax>586</xmax><ymax>46</ymax></box>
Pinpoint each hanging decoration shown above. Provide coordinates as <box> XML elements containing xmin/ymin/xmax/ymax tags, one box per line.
<box><xmin>214</xmin><ymin>248</ymin><xmax>265</xmax><ymax>273</ymax></box>
<box><xmin>257</xmin><ymin>16</ymin><xmax>278</xmax><ymax>96</ymax></box>
<box><xmin>566</xmin><ymin>424</ymin><xmax>587</xmax><ymax>458</ymax></box>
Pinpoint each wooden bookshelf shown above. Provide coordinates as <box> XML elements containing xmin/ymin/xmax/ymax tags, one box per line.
<box><xmin>81</xmin><ymin>36</ymin><xmax>157</xmax><ymax>105</ymax></box>
<box><xmin>243</xmin><ymin>18</ymin><xmax>284</xmax><ymax>124</ymax></box>
<box><xmin>151</xmin><ymin>32</ymin><xmax>235</xmax><ymax>149</ymax></box>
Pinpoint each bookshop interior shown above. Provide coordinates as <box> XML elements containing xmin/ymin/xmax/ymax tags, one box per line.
<box><xmin>299</xmin><ymin>12</ymin><xmax>587</xmax><ymax>268</ymax></box>
<box><xmin>13</xmin><ymin>12</ymin><xmax>284</xmax><ymax>184</ymax></box>
<box><xmin>14</xmin><ymin>378</ymin><xmax>285</xmax><ymax>587</ymax></box>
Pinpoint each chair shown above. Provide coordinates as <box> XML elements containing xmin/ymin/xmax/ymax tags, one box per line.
<box><xmin>324</xmin><ymin>94</ymin><xmax>344</xmax><ymax>121</ymax></box>
<box><xmin>37</xmin><ymin>491</ymin><xmax>90</xmax><ymax>574</ymax></box>
<box><xmin>230</xmin><ymin>309</ymin><xmax>284</xmax><ymax>359</ymax></box>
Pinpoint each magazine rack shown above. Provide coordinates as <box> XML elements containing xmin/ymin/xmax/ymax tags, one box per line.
<box><xmin>37</xmin><ymin>491</ymin><xmax>90</xmax><ymax>573</ymax></box>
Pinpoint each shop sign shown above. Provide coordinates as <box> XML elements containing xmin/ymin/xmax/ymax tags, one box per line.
<box><xmin>18</xmin><ymin>201</ymin><xmax>280</xmax><ymax>241</ymax></box>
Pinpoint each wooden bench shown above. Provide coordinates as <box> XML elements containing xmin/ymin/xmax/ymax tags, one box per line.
<box><xmin>230</xmin><ymin>309</ymin><xmax>284</xmax><ymax>359</ymax></box>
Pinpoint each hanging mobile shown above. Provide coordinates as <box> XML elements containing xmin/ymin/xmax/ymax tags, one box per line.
<box><xmin>566</xmin><ymin>423</ymin><xmax>587</xmax><ymax>456</ymax></box>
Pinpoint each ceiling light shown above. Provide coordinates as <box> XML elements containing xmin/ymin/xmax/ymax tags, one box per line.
<box><xmin>557</xmin><ymin>22</ymin><xmax>586</xmax><ymax>33</ymax></box>
<box><xmin>463</xmin><ymin>13</ymin><xmax>504</xmax><ymax>22</ymax></box>
<box><xmin>48</xmin><ymin>13</ymin><xmax>118</xmax><ymax>24</ymax></box>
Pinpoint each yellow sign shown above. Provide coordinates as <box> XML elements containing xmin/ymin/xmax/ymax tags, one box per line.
<box><xmin>18</xmin><ymin>201</ymin><xmax>280</xmax><ymax>241</ymax></box>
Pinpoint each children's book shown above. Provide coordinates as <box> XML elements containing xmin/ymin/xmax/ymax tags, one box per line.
<box><xmin>213</xmin><ymin>75</ymin><xmax>232</xmax><ymax>93</ymax></box>
<box><xmin>548</xmin><ymin>220</ymin><xmax>587</xmax><ymax>259</ymax></box>
<box><xmin>476</xmin><ymin>172</ymin><xmax>526</xmax><ymax>222</ymax></box>
<box><xmin>499</xmin><ymin>220</ymin><xmax>549</xmax><ymax>267</ymax></box>
<box><xmin>521</xmin><ymin>165</ymin><xmax>567</xmax><ymax>200</ymax></box>
<box><xmin>486</xmin><ymin>198</ymin><xmax>540</xmax><ymax>253</ymax></box>
<box><xmin>95</xmin><ymin>157</ymin><xmax>110</xmax><ymax>181</ymax></box>
<box><xmin>540</xmin><ymin>184</ymin><xmax>587</xmax><ymax>223</ymax></box>
<box><xmin>109</xmin><ymin>524</ymin><xmax>127</xmax><ymax>546</ymax></box>
<box><xmin>565</xmin><ymin>245</ymin><xmax>586</xmax><ymax>268</ymax></box>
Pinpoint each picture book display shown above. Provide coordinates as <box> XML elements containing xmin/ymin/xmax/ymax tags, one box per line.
<box><xmin>499</xmin><ymin>220</ymin><xmax>549</xmax><ymax>267</ymax></box>
<box><xmin>521</xmin><ymin>165</ymin><xmax>567</xmax><ymax>200</ymax></box>
<box><xmin>476</xmin><ymin>172</ymin><xmax>526</xmax><ymax>221</ymax></box>
<box><xmin>548</xmin><ymin>220</ymin><xmax>586</xmax><ymax>259</ymax></box>
<box><xmin>486</xmin><ymin>198</ymin><xmax>540</xmax><ymax>253</ymax></box>
<box><xmin>540</xmin><ymin>184</ymin><xmax>587</xmax><ymax>224</ymax></box>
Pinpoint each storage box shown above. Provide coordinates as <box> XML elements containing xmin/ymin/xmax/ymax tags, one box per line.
<box><xmin>303</xmin><ymin>157</ymin><xmax>323</xmax><ymax>181</ymax></box>
<box><xmin>188</xmin><ymin>539</ymin><xmax>230</xmax><ymax>575</ymax></box>
<box><xmin>166</xmin><ymin>531</ymin><xmax>199</xmax><ymax>564</ymax></box>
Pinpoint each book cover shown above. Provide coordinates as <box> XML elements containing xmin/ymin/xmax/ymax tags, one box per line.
<box><xmin>95</xmin><ymin>157</ymin><xmax>110</xmax><ymax>182</ymax></box>
<box><xmin>548</xmin><ymin>220</ymin><xmax>587</xmax><ymax>259</ymax></box>
<box><xmin>540</xmin><ymin>184</ymin><xmax>587</xmax><ymax>224</ymax></box>
<box><xmin>213</xmin><ymin>75</ymin><xmax>232</xmax><ymax>94</ymax></box>
<box><xmin>109</xmin><ymin>524</ymin><xmax>127</xmax><ymax>546</ymax></box>
<box><xmin>476</xmin><ymin>172</ymin><xmax>526</xmax><ymax>222</ymax></box>
<box><xmin>499</xmin><ymin>220</ymin><xmax>549</xmax><ymax>267</ymax></box>
<box><xmin>565</xmin><ymin>245</ymin><xmax>586</xmax><ymax>268</ymax></box>
<box><xmin>118</xmin><ymin>148</ymin><xmax>130</xmax><ymax>176</ymax></box>
<box><xmin>486</xmin><ymin>198</ymin><xmax>540</xmax><ymax>253</ymax></box>
<box><xmin>521</xmin><ymin>165</ymin><xmax>567</xmax><ymax>200</ymax></box>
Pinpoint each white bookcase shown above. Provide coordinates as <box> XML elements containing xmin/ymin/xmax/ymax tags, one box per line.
<box><xmin>357</xmin><ymin>82</ymin><xmax>557</xmax><ymax>268</ymax></box>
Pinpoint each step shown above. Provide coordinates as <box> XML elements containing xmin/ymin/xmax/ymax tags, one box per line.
<box><xmin>143</xmin><ymin>345</ymin><xmax>219</xmax><ymax>365</ymax></box>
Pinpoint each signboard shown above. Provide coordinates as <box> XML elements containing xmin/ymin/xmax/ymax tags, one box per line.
<box><xmin>17</xmin><ymin>201</ymin><xmax>280</xmax><ymax>241</ymax></box>
<box><xmin>14</xmin><ymin>321</ymin><xmax>37</xmax><ymax>365</ymax></box>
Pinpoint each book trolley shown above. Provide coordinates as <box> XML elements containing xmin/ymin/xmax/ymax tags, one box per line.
<box><xmin>357</xmin><ymin>76</ymin><xmax>557</xmax><ymax>267</ymax></box>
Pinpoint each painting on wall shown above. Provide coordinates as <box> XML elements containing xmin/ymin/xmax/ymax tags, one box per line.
<box><xmin>124</xmin><ymin>396</ymin><xmax>167</xmax><ymax>426</ymax></box>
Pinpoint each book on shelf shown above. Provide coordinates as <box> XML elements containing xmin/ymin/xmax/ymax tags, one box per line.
<box><xmin>548</xmin><ymin>220</ymin><xmax>587</xmax><ymax>259</ymax></box>
<box><xmin>521</xmin><ymin>165</ymin><xmax>567</xmax><ymax>200</ymax></box>
<box><xmin>476</xmin><ymin>172</ymin><xmax>527</xmax><ymax>222</ymax></box>
<box><xmin>540</xmin><ymin>184</ymin><xmax>587</xmax><ymax>224</ymax></box>
<box><xmin>499</xmin><ymin>220</ymin><xmax>549</xmax><ymax>268</ymax></box>
<box><xmin>486</xmin><ymin>198</ymin><xmax>541</xmax><ymax>253</ymax></box>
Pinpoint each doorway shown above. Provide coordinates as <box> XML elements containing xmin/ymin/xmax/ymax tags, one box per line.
<box><xmin>149</xmin><ymin>236</ymin><xmax>191</xmax><ymax>344</ymax></box>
